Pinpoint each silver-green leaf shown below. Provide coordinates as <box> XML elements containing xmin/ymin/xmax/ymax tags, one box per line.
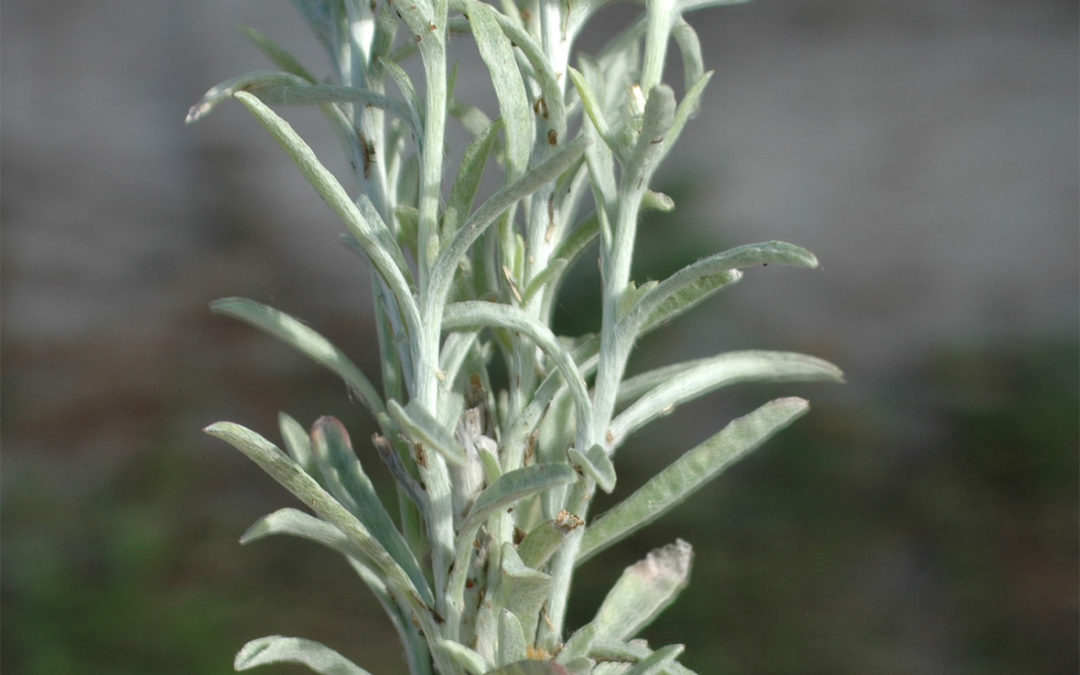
<box><xmin>388</xmin><ymin>398</ymin><xmax>468</xmax><ymax>467</ymax></box>
<box><xmin>463</xmin><ymin>0</ymin><xmax>533</xmax><ymax>180</ymax></box>
<box><xmin>203</xmin><ymin>422</ymin><xmax>434</xmax><ymax>612</ymax></box>
<box><xmin>610</xmin><ymin>351</ymin><xmax>843</xmax><ymax>450</ymax></box>
<box><xmin>234</xmin><ymin>635</ymin><xmax>370</xmax><ymax>674</ymax></box>
<box><xmin>210</xmin><ymin>298</ymin><xmax>385</xmax><ymax>419</ymax></box>
<box><xmin>309</xmin><ymin>416</ymin><xmax>432</xmax><ymax>606</ymax></box>
<box><xmin>589</xmin><ymin>540</ymin><xmax>693</xmax><ymax>643</ymax></box>
<box><xmin>578</xmin><ymin>398</ymin><xmax>811</xmax><ymax>563</ymax></box>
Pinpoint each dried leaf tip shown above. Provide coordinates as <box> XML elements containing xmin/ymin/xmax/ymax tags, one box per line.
<box><xmin>631</xmin><ymin>538</ymin><xmax>693</xmax><ymax>581</ymax></box>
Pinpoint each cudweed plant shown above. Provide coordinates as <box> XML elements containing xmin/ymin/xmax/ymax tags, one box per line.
<box><xmin>190</xmin><ymin>0</ymin><xmax>841</xmax><ymax>672</ymax></box>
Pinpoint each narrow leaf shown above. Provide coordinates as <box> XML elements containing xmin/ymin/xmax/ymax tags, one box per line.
<box><xmin>464</xmin><ymin>0</ymin><xmax>533</xmax><ymax>179</ymax></box>
<box><xmin>623</xmin><ymin>644</ymin><xmax>685</xmax><ymax>675</ymax></box>
<box><xmin>429</xmin><ymin>136</ymin><xmax>589</xmax><ymax>308</ymax></box>
<box><xmin>445</xmin><ymin>120</ymin><xmax>500</xmax><ymax>237</ymax></box>
<box><xmin>229</xmin><ymin>91</ymin><xmax>420</xmax><ymax>341</ymax></box>
<box><xmin>279</xmin><ymin>411</ymin><xmax>319</xmax><ymax>478</ymax></box>
<box><xmin>498</xmin><ymin>609</ymin><xmax>528</xmax><ymax>665</ymax></box>
<box><xmin>499</xmin><ymin>544</ymin><xmax>553</xmax><ymax>640</ymax></box>
<box><xmin>489</xmin><ymin>12</ymin><xmax>567</xmax><ymax>140</ymax></box>
<box><xmin>568</xmin><ymin>67</ymin><xmax>615</xmax><ymax>152</ymax></box>
<box><xmin>439</xmin><ymin>331</ymin><xmax>480</xmax><ymax>387</ymax></box>
<box><xmin>379</xmin><ymin>55</ymin><xmax>424</xmax><ymax>134</ymax></box>
<box><xmin>557</xmin><ymin>623</ymin><xmax>599</xmax><ymax>667</ymax></box>
<box><xmin>568</xmin><ymin>444</ymin><xmax>616</xmax><ymax>493</ymax></box>
<box><xmin>659</xmin><ymin>70</ymin><xmax>713</xmax><ymax>157</ymax></box>
<box><xmin>447</xmin><ymin>465</ymin><xmax>577</xmax><ymax>623</ymax></box>
<box><xmin>204</xmin><ymin>422</ymin><xmax>432</xmax><ymax>612</ymax></box>
<box><xmin>388</xmin><ymin>399</ymin><xmax>468</xmax><ymax>467</ymax></box>
<box><xmin>234</xmin><ymin>635</ymin><xmax>370</xmax><ymax>674</ymax></box>
<box><xmin>677</xmin><ymin>0</ymin><xmax>751</xmax><ymax>12</ymax></box>
<box><xmin>610</xmin><ymin>351</ymin><xmax>843</xmax><ymax>450</ymax></box>
<box><xmin>670</xmin><ymin>18</ymin><xmax>704</xmax><ymax>98</ymax></box>
<box><xmin>466</xmin><ymin>464</ymin><xmax>578</xmax><ymax>532</ymax></box>
<box><xmin>239</xmin><ymin>508</ymin><xmax>428</xmax><ymax>671</ymax></box>
<box><xmin>590</xmin><ymin>540</ymin><xmax>693</xmax><ymax>643</ymax></box>
<box><xmin>186</xmin><ymin>70</ymin><xmax>305</xmax><ymax>124</ymax></box>
<box><xmin>522</xmin><ymin>258</ymin><xmax>568</xmax><ymax>305</ymax></box>
<box><xmin>240</xmin><ymin>507</ymin><xmax>357</xmax><ymax>558</ymax></box>
<box><xmin>590</xmin><ymin>642</ymin><xmax>697</xmax><ymax>675</ymax></box>
<box><xmin>437</xmin><ymin>639</ymin><xmax>491</xmax><ymax>675</ymax></box>
<box><xmin>578</xmin><ymin>398</ymin><xmax>811</xmax><ymax>563</ymax></box>
<box><xmin>627</xmin><ymin>85</ymin><xmax>676</xmax><ymax>183</ymax></box>
<box><xmin>624</xmin><ymin>241</ymin><xmax>819</xmax><ymax>337</ymax></box>
<box><xmin>211</xmin><ymin>298</ymin><xmax>385</xmax><ymax>418</ymax></box>
<box><xmin>309</xmin><ymin>417</ymin><xmax>432</xmax><ymax>606</ymax></box>
<box><xmin>443</xmin><ymin>301</ymin><xmax>593</xmax><ymax>435</ymax></box>
<box><xmin>517</xmin><ymin>512</ymin><xmax>585</xmax><ymax>569</ymax></box>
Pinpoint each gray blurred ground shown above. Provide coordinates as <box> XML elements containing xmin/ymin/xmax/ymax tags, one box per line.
<box><xmin>3</xmin><ymin>1</ymin><xmax>1077</xmax><ymax>673</ymax></box>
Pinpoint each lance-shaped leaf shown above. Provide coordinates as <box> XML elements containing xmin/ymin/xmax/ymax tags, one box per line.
<box><xmin>185</xmin><ymin>70</ymin><xmax>306</xmax><ymax>124</ymax></box>
<box><xmin>501</xmin><ymin>336</ymin><xmax>601</xmax><ymax>472</ymax></box>
<box><xmin>229</xmin><ymin>91</ymin><xmax>421</xmax><ymax>341</ymax></box>
<box><xmin>623</xmin><ymin>241</ymin><xmax>819</xmax><ymax>338</ymax></box>
<box><xmin>498</xmin><ymin>609</ymin><xmax>528</xmax><ymax>665</ymax></box>
<box><xmin>557</xmin><ymin>623</ymin><xmax>599</xmax><ymax>667</ymax></box>
<box><xmin>388</xmin><ymin>399</ymin><xmax>468</xmax><ymax>467</ymax></box>
<box><xmin>309</xmin><ymin>417</ymin><xmax>432</xmax><ymax>605</ymax></box>
<box><xmin>464</xmin><ymin>0</ymin><xmax>533</xmax><ymax>179</ymax></box>
<box><xmin>568</xmin><ymin>67</ymin><xmax>617</xmax><ymax>154</ymax></box>
<box><xmin>626</xmin><ymin>85</ymin><xmax>676</xmax><ymax>188</ymax></box>
<box><xmin>443</xmin><ymin>301</ymin><xmax>593</xmax><ymax>436</ymax></box>
<box><xmin>522</xmin><ymin>258</ymin><xmax>568</xmax><ymax>306</ymax></box>
<box><xmin>677</xmin><ymin>0</ymin><xmax>751</xmax><ymax>12</ymax></box>
<box><xmin>609</xmin><ymin>351</ymin><xmax>843</xmax><ymax>450</ymax></box>
<box><xmin>234</xmin><ymin>636</ymin><xmax>370</xmax><ymax>674</ymax></box>
<box><xmin>428</xmin><ymin>136</ymin><xmax>589</xmax><ymax>309</ymax></box>
<box><xmin>590</xmin><ymin>540</ymin><xmax>693</xmax><ymax>644</ymax></box>
<box><xmin>379</xmin><ymin>56</ymin><xmax>424</xmax><ymax>135</ymax></box>
<box><xmin>439</xmin><ymin>332</ymin><xmax>481</xmax><ymax>388</ymax></box>
<box><xmin>203</xmin><ymin>422</ymin><xmax>434</xmax><ymax>611</ymax></box>
<box><xmin>578</xmin><ymin>398</ymin><xmax>811</xmax><ymax>563</ymax></box>
<box><xmin>488</xmin><ymin>12</ymin><xmax>567</xmax><ymax>140</ymax></box>
<box><xmin>484</xmin><ymin>662</ymin><xmax>570</xmax><ymax>675</ymax></box>
<box><xmin>658</xmin><ymin>71</ymin><xmax>714</xmax><ymax>160</ymax></box>
<box><xmin>211</xmin><ymin>298</ymin><xmax>385</xmax><ymax>418</ymax></box>
<box><xmin>241</xmin><ymin>507</ymin><xmax>361</xmax><ymax>561</ymax></box>
<box><xmin>466</xmin><ymin>465</ymin><xmax>578</xmax><ymax>533</ymax></box>
<box><xmin>241</xmin><ymin>510</ymin><xmax>428</xmax><ymax>675</ymax></box>
<box><xmin>444</xmin><ymin>120</ymin><xmax>500</xmax><ymax>237</ymax></box>
<box><xmin>279</xmin><ymin>411</ymin><xmax>320</xmax><ymax>479</ymax></box>
<box><xmin>447</xmin><ymin>464</ymin><xmax>577</xmax><ymax>625</ymax></box>
<box><xmin>623</xmin><ymin>644</ymin><xmax>685</xmax><ymax>675</ymax></box>
<box><xmin>499</xmin><ymin>543</ymin><xmax>553</xmax><ymax>639</ymax></box>
<box><xmin>517</xmin><ymin>511</ymin><xmax>585</xmax><ymax>569</ymax></box>
<box><xmin>568</xmin><ymin>443</ymin><xmax>617</xmax><ymax>493</ymax></box>
<box><xmin>254</xmin><ymin>85</ymin><xmax>419</xmax><ymax>133</ymax></box>
<box><xmin>437</xmin><ymin>640</ymin><xmax>492</xmax><ymax>675</ymax></box>
<box><xmin>590</xmin><ymin>641</ymin><xmax>697</xmax><ymax>675</ymax></box>
<box><xmin>670</xmin><ymin>18</ymin><xmax>704</xmax><ymax>100</ymax></box>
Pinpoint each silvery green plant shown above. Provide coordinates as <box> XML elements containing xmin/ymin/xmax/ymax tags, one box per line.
<box><xmin>190</xmin><ymin>0</ymin><xmax>841</xmax><ymax>672</ymax></box>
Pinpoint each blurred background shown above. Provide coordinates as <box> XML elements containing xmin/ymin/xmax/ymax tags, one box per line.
<box><xmin>3</xmin><ymin>0</ymin><xmax>1077</xmax><ymax>673</ymax></box>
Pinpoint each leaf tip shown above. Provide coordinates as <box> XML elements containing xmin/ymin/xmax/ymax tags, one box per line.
<box><xmin>203</xmin><ymin>421</ymin><xmax>232</xmax><ymax>437</ymax></box>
